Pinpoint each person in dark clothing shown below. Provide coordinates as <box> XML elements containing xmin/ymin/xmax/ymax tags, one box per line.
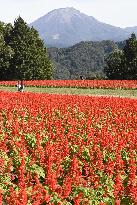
<box><xmin>20</xmin><ymin>80</ymin><xmax>24</xmax><ymax>92</ymax></box>
<box><xmin>16</xmin><ymin>81</ymin><xmax>21</xmax><ymax>91</ymax></box>
<box><xmin>80</xmin><ymin>75</ymin><xmax>84</xmax><ymax>80</ymax></box>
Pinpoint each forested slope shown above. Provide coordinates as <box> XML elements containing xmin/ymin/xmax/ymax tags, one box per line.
<box><xmin>48</xmin><ymin>40</ymin><xmax>117</xmax><ymax>79</ymax></box>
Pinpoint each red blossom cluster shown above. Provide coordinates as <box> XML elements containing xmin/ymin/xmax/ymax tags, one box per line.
<box><xmin>0</xmin><ymin>80</ymin><xmax>137</xmax><ymax>89</ymax></box>
<box><xmin>0</xmin><ymin>91</ymin><xmax>137</xmax><ymax>204</ymax></box>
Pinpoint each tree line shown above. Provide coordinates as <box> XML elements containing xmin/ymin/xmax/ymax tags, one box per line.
<box><xmin>0</xmin><ymin>16</ymin><xmax>137</xmax><ymax>81</ymax></box>
<box><xmin>0</xmin><ymin>17</ymin><xmax>52</xmax><ymax>80</ymax></box>
<box><xmin>48</xmin><ymin>35</ymin><xmax>137</xmax><ymax>80</ymax></box>
<box><xmin>105</xmin><ymin>33</ymin><xmax>137</xmax><ymax>79</ymax></box>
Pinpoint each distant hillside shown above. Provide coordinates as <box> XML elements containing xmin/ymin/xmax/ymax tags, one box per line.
<box><xmin>30</xmin><ymin>7</ymin><xmax>137</xmax><ymax>48</ymax></box>
<box><xmin>47</xmin><ymin>40</ymin><xmax>117</xmax><ymax>79</ymax></box>
<box><xmin>116</xmin><ymin>40</ymin><xmax>126</xmax><ymax>50</ymax></box>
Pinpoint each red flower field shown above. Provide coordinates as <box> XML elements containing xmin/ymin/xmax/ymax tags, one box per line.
<box><xmin>0</xmin><ymin>80</ymin><xmax>137</xmax><ymax>89</ymax></box>
<box><xmin>0</xmin><ymin>91</ymin><xmax>137</xmax><ymax>204</ymax></box>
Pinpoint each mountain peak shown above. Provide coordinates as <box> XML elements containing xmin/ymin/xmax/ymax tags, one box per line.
<box><xmin>48</xmin><ymin>7</ymin><xmax>80</xmax><ymax>14</ymax></box>
<box><xmin>45</xmin><ymin>7</ymin><xmax>83</xmax><ymax>24</ymax></box>
<box><xmin>30</xmin><ymin>7</ymin><xmax>137</xmax><ymax>48</ymax></box>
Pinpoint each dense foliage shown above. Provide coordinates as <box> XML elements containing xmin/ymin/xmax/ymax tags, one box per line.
<box><xmin>0</xmin><ymin>91</ymin><xmax>137</xmax><ymax>204</ymax></box>
<box><xmin>0</xmin><ymin>17</ymin><xmax>52</xmax><ymax>80</ymax></box>
<box><xmin>48</xmin><ymin>41</ymin><xmax>116</xmax><ymax>80</ymax></box>
<box><xmin>0</xmin><ymin>22</ymin><xmax>13</xmax><ymax>80</ymax></box>
<box><xmin>105</xmin><ymin>33</ymin><xmax>137</xmax><ymax>79</ymax></box>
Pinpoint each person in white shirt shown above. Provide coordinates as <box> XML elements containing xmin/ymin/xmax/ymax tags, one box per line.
<box><xmin>16</xmin><ymin>80</ymin><xmax>24</xmax><ymax>92</ymax></box>
<box><xmin>16</xmin><ymin>81</ymin><xmax>21</xmax><ymax>91</ymax></box>
<box><xmin>20</xmin><ymin>80</ymin><xmax>24</xmax><ymax>92</ymax></box>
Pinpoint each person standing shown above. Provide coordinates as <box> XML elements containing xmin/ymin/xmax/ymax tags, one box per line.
<box><xmin>20</xmin><ymin>80</ymin><xmax>24</xmax><ymax>92</ymax></box>
<box><xmin>16</xmin><ymin>81</ymin><xmax>21</xmax><ymax>91</ymax></box>
<box><xmin>80</xmin><ymin>75</ymin><xmax>84</xmax><ymax>80</ymax></box>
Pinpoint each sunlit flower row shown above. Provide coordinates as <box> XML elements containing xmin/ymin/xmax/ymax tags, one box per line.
<box><xmin>0</xmin><ymin>91</ymin><xmax>137</xmax><ymax>204</ymax></box>
<box><xmin>0</xmin><ymin>80</ymin><xmax>137</xmax><ymax>89</ymax></box>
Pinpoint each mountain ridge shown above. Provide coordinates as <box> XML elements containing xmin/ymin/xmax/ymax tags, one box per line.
<box><xmin>30</xmin><ymin>7</ymin><xmax>137</xmax><ymax>47</ymax></box>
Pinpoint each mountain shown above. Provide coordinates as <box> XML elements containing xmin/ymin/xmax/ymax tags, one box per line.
<box><xmin>47</xmin><ymin>40</ymin><xmax>116</xmax><ymax>79</ymax></box>
<box><xmin>30</xmin><ymin>7</ymin><xmax>137</xmax><ymax>48</ymax></box>
<box><xmin>124</xmin><ymin>26</ymin><xmax>137</xmax><ymax>35</ymax></box>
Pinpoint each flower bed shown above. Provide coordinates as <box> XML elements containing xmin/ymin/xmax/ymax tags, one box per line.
<box><xmin>0</xmin><ymin>92</ymin><xmax>137</xmax><ymax>204</ymax></box>
<box><xmin>0</xmin><ymin>80</ymin><xmax>137</xmax><ymax>89</ymax></box>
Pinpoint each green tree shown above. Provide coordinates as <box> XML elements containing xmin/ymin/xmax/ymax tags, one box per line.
<box><xmin>0</xmin><ymin>22</ymin><xmax>13</xmax><ymax>80</ymax></box>
<box><xmin>25</xmin><ymin>27</ymin><xmax>52</xmax><ymax>80</ymax></box>
<box><xmin>123</xmin><ymin>33</ymin><xmax>137</xmax><ymax>79</ymax></box>
<box><xmin>104</xmin><ymin>33</ymin><xmax>137</xmax><ymax>79</ymax></box>
<box><xmin>104</xmin><ymin>49</ymin><xmax>126</xmax><ymax>79</ymax></box>
<box><xmin>8</xmin><ymin>16</ymin><xmax>52</xmax><ymax>80</ymax></box>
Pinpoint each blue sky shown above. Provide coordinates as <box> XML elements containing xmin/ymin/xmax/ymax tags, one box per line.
<box><xmin>0</xmin><ymin>0</ymin><xmax>137</xmax><ymax>28</ymax></box>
